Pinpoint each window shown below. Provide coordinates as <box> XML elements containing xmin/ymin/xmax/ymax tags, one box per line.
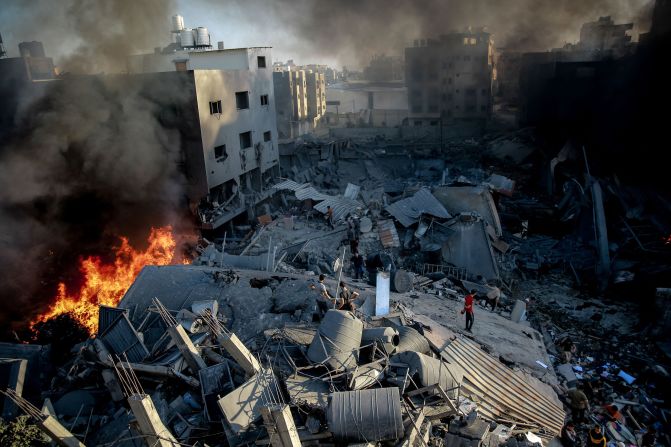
<box><xmin>264</xmin><ymin>131</ymin><xmax>272</xmax><ymax>142</ymax></box>
<box><xmin>235</xmin><ymin>91</ymin><xmax>249</xmax><ymax>109</ymax></box>
<box><xmin>209</xmin><ymin>100</ymin><xmax>222</xmax><ymax>115</ymax></box>
<box><xmin>257</xmin><ymin>56</ymin><xmax>267</xmax><ymax>68</ymax></box>
<box><xmin>214</xmin><ymin>144</ymin><xmax>227</xmax><ymax>160</ymax></box>
<box><xmin>239</xmin><ymin>131</ymin><xmax>252</xmax><ymax>149</ymax></box>
<box><xmin>175</xmin><ymin>61</ymin><xmax>187</xmax><ymax>71</ymax></box>
<box><xmin>260</xmin><ymin>94</ymin><xmax>269</xmax><ymax>106</ymax></box>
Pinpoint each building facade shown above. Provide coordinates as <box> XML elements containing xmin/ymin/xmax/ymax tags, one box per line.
<box><xmin>272</xmin><ymin>67</ymin><xmax>326</xmax><ymax>140</ymax></box>
<box><xmin>306</xmin><ymin>71</ymin><xmax>326</xmax><ymax>124</ymax></box>
<box><xmin>405</xmin><ymin>29</ymin><xmax>495</xmax><ymax>124</ymax></box>
<box><xmin>128</xmin><ymin>46</ymin><xmax>280</xmax><ymax>229</ymax></box>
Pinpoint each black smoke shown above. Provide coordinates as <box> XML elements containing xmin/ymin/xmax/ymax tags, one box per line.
<box><xmin>0</xmin><ymin>0</ymin><xmax>191</xmax><ymax>337</ymax></box>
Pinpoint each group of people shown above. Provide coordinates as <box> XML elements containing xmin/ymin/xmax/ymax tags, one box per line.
<box><xmin>561</xmin><ymin>377</ymin><xmax>658</xmax><ymax>447</ymax></box>
<box><xmin>310</xmin><ymin>274</ymin><xmax>360</xmax><ymax>319</ymax></box>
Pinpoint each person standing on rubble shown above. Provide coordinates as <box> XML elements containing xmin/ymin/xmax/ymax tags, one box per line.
<box><xmin>338</xmin><ymin>281</ymin><xmax>360</xmax><ymax>311</ymax></box>
<box><xmin>568</xmin><ymin>385</ymin><xmax>590</xmax><ymax>424</ymax></box>
<box><xmin>461</xmin><ymin>290</ymin><xmax>476</xmax><ymax>332</ymax></box>
<box><xmin>486</xmin><ymin>283</ymin><xmax>501</xmax><ymax>311</ymax></box>
<box><xmin>351</xmin><ymin>251</ymin><xmax>365</xmax><ymax>280</ymax></box>
<box><xmin>587</xmin><ymin>425</ymin><xmax>606</xmax><ymax>447</ymax></box>
<box><xmin>350</xmin><ymin>237</ymin><xmax>359</xmax><ymax>255</ymax></box>
<box><xmin>316</xmin><ymin>274</ymin><xmax>336</xmax><ymax>316</ymax></box>
<box><xmin>326</xmin><ymin>206</ymin><xmax>335</xmax><ymax>230</ymax></box>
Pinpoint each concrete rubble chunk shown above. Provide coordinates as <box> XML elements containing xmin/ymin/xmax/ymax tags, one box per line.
<box><xmin>217</xmin><ymin>368</ymin><xmax>280</xmax><ymax>434</ymax></box>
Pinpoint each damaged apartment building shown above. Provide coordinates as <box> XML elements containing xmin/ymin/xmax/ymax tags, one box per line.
<box><xmin>273</xmin><ymin>66</ymin><xmax>327</xmax><ymax>140</ymax></box>
<box><xmin>127</xmin><ymin>15</ymin><xmax>281</xmax><ymax>230</ymax></box>
<box><xmin>405</xmin><ymin>28</ymin><xmax>495</xmax><ymax>127</ymax></box>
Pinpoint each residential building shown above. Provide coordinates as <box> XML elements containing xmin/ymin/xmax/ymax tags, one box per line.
<box><xmin>273</xmin><ymin>66</ymin><xmax>327</xmax><ymax>139</ymax></box>
<box><xmin>305</xmin><ymin>71</ymin><xmax>326</xmax><ymax>124</ymax></box>
<box><xmin>578</xmin><ymin>16</ymin><xmax>635</xmax><ymax>58</ymax></box>
<box><xmin>127</xmin><ymin>16</ymin><xmax>280</xmax><ymax>229</ymax></box>
<box><xmin>405</xmin><ymin>28</ymin><xmax>495</xmax><ymax>125</ymax></box>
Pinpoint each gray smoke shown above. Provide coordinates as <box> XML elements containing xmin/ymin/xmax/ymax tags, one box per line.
<box><xmin>0</xmin><ymin>0</ymin><xmax>187</xmax><ymax>335</ymax></box>
<box><xmin>217</xmin><ymin>0</ymin><xmax>653</xmax><ymax>67</ymax></box>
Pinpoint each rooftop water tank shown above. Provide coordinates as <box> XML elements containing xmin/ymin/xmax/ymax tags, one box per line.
<box><xmin>307</xmin><ymin>310</ymin><xmax>362</xmax><ymax>370</ymax></box>
<box><xmin>171</xmin><ymin>15</ymin><xmax>185</xmax><ymax>33</ymax></box>
<box><xmin>180</xmin><ymin>28</ymin><xmax>194</xmax><ymax>48</ymax></box>
<box><xmin>195</xmin><ymin>27</ymin><xmax>210</xmax><ymax>47</ymax></box>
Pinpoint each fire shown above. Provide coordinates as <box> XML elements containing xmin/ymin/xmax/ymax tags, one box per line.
<box><xmin>33</xmin><ymin>226</ymin><xmax>184</xmax><ymax>334</ymax></box>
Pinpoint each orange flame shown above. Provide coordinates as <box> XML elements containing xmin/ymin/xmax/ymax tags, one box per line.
<box><xmin>33</xmin><ymin>226</ymin><xmax>184</xmax><ymax>334</ymax></box>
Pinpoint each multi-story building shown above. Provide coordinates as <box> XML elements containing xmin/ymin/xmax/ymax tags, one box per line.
<box><xmin>273</xmin><ymin>66</ymin><xmax>327</xmax><ymax>139</ymax></box>
<box><xmin>127</xmin><ymin>16</ymin><xmax>280</xmax><ymax>229</ymax></box>
<box><xmin>405</xmin><ymin>28</ymin><xmax>495</xmax><ymax>124</ymax></box>
<box><xmin>306</xmin><ymin>71</ymin><xmax>326</xmax><ymax>124</ymax></box>
<box><xmin>578</xmin><ymin>16</ymin><xmax>635</xmax><ymax>57</ymax></box>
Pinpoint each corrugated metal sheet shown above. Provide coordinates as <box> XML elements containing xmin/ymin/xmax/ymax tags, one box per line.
<box><xmin>385</xmin><ymin>188</ymin><xmax>451</xmax><ymax>227</ymax></box>
<box><xmin>313</xmin><ymin>198</ymin><xmax>361</xmax><ymax>222</ymax></box>
<box><xmin>100</xmin><ymin>313</ymin><xmax>149</xmax><ymax>363</ymax></box>
<box><xmin>271</xmin><ymin>179</ymin><xmax>308</xmax><ymax>192</ymax></box>
<box><xmin>377</xmin><ymin>219</ymin><xmax>400</xmax><ymax>248</ymax></box>
<box><xmin>441</xmin><ymin>336</ymin><xmax>565</xmax><ymax>438</ymax></box>
<box><xmin>272</xmin><ymin>180</ymin><xmax>362</xmax><ymax>221</ymax></box>
<box><xmin>98</xmin><ymin>306</ymin><xmax>127</xmax><ymax>336</ymax></box>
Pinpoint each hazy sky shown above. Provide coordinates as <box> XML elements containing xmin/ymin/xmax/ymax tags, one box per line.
<box><xmin>0</xmin><ymin>0</ymin><xmax>654</xmax><ymax>70</ymax></box>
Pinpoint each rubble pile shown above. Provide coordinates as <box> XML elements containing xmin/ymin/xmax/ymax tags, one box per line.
<box><xmin>2</xmin><ymin>275</ymin><xmax>569</xmax><ymax>446</ymax></box>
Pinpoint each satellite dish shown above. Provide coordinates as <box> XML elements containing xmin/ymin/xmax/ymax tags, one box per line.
<box><xmin>333</xmin><ymin>258</ymin><xmax>342</xmax><ymax>272</ymax></box>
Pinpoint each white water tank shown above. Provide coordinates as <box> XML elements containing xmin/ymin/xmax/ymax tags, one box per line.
<box><xmin>195</xmin><ymin>27</ymin><xmax>210</xmax><ymax>47</ymax></box>
<box><xmin>180</xmin><ymin>28</ymin><xmax>194</xmax><ymax>48</ymax></box>
<box><xmin>171</xmin><ymin>15</ymin><xmax>185</xmax><ymax>33</ymax></box>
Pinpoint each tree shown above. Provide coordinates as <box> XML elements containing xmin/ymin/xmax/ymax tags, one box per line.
<box><xmin>0</xmin><ymin>416</ymin><xmax>48</xmax><ymax>447</ymax></box>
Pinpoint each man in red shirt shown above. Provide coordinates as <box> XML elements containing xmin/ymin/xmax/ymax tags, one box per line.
<box><xmin>461</xmin><ymin>289</ymin><xmax>476</xmax><ymax>332</ymax></box>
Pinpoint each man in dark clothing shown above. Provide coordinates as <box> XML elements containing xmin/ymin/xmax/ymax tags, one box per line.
<box><xmin>587</xmin><ymin>425</ymin><xmax>606</xmax><ymax>447</ymax></box>
<box><xmin>325</xmin><ymin>206</ymin><xmax>335</xmax><ymax>229</ymax></box>
<box><xmin>351</xmin><ymin>252</ymin><xmax>364</xmax><ymax>279</ymax></box>
<box><xmin>349</xmin><ymin>237</ymin><xmax>359</xmax><ymax>255</ymax></box>
<box><xmin>461</xmin><ymin>290</ymin><xmax>476</xmax><ymax>332</ymax></box>
<box><xmin>561</xmin><ymin>422</ymin><xmax>580</xmax><ymax>447</ymax></box>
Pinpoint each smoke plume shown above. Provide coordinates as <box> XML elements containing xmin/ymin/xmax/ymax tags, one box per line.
<box><xmin>0</xmin><ymin>0</ymin><xmax>188</xmax><ymax>336</ymax></box>
<box><xmin>217</xmin><ymin>0</ymin><xmax>652</xmax><ymax>67</ymax></box>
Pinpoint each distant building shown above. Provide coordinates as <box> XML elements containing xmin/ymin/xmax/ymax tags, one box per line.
<box><xmin>273</xmin><ymin>65</ymin><xmax>327</xmax><ymax>139</ymax></box>
<box><xmin>578</xmin><ymin>16</ymin><xmax>635</xmax><ymax>57</ymax></box>
<box><xmin>517</xmin><ymin>16</ymin><xmax>637</xmax><ymax>124</ymax></box>
<box><xmin>405</xmin><ymin>28</ymin><xmax>495</xmax><ymax>125</ymax></box>
<box><xmin>363</xmin><ymin>54</ymin><xmax>404</xmax><ymax>82</ymax></box>
<box><xmin>306</xmin><ymin>71</ymin><xmax>326</xmax><ymax>124</ymax></box>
